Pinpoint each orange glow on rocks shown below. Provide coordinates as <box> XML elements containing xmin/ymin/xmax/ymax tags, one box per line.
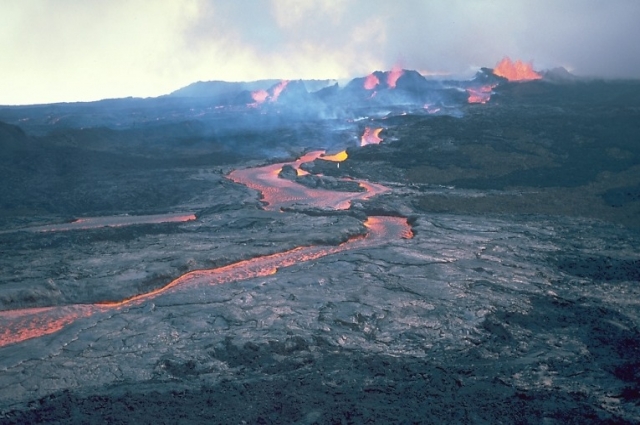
<box><xmin>387</xmin><ymin>66</ymin><xmax>404</xmax><ymax>88</ymax></box>
<box><xmin>321</xmin><ymin>150</ymin><xmax>348</xmax><ymax>162</ymax></box>
<box><xmin>361</xmin><ymin>127</ymin><xmax>383</xmax><ymax>146</ymax></box>
<box><xmin>493</xmin><ymin>57</ymin><xmax>542</xmax><ymax>81</ymax></box>
<box><xmin>364</xmin><ymin>73</ymin><xmax>380</xmax><ymax>90</ymax></box>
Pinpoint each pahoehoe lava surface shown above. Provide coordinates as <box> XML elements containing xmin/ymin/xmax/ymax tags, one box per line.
<box><xmin>1</xmin><ymin>76</ymin><xmax>639</xmax><ymax>423</ymax></box>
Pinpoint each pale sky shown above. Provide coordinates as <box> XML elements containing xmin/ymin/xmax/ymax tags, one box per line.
<box><xmin>2</xmin><ymin>0</ymin><xmax>639</xmax><ymax>105</ymax></box>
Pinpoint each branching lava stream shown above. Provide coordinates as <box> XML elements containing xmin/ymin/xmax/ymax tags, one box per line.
<box><xmin>0</xmin><ymin>153</ymin><xmax>412</xmax><ymax>348</ymax></box>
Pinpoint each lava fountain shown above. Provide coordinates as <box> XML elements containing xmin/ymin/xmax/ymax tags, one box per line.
<box><xmin>364</xmin><ymin>73</ymin><xmax>380</xmax><ymax>90</ymax></box>
<box><xmin>270</xmin><ymin>80</ymin><xmax>289</xmax><ymax>102</ymax></box>
<box><xmin>387</xmin><ymin>66</ymin><xmax>404</xmax><ymax>88</ymax></box>
<box><xmin>493</xmin><ymin>57</ymin><xmax>541</xmax><ymax>81</ymax></box>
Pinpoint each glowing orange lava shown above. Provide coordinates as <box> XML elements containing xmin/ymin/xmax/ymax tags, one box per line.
<box><xmin>364</xmin><ymin>216</ymin><xmax>413</xmax><ymax>240</ymax></box>
<box><xmin>0</xmin><ymin>305</ymin><xmax>97</xmax><ymax>348</ymax></box>
<box><xmin>364</xmin><ymin>73</ymin><xmax>380</xmax><ymax>90</ymax></box>
<box><xmin>251</xmin><ymin>89</ymin><xmax>269</xmax><ymax>104</ymax></box>
<box><xmin>229</xmin><ymin>151</ymin><xmax>388</xmax><ymax>210</ymax></box>
<box><xmin>0</xmin><ymin>213</ymin><xmax>410</xmax><ymax>348</ymax></box>
<box><xmin>466</xmin><ymin>85</ymin><xmax>495</xmax><ymax>104</ymax></box>
<box><xmin>0</xmin><ymin>150</ymin><xmax>413</xmax><ymax>348</ymax></box>
<box><xmin>387</xmin><ymin>66</ymin><xmax>404</xmax><ymax>88</ymax></box>
<box><xmin>270</xmin><ymin>80</ymin><xmax>289</xmax><ymax>102</ymax></box>
<box><xmin>493</xmin><ymin>57</ymin><xmax>542</xmax><ymax>81</ymax></box>
<box><xmin>360</xmin><ymin>127</ymin><xmax>383</xmax><ymax>146</ymax></box>
<box><xmin>321</xmin><ymin>150</ymin><xmax>348</xmax><ymax>162</ymax></box>
<box><xmin>249</xmin><ymin>80</ymin><xmax>289</xmax><ymax>106</ymax></box>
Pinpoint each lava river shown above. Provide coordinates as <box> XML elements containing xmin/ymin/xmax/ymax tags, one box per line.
<box><xmin>228</xmin><ymin>151</ymin><xmax>389</xmax><ymax>211</ymax></box>
<box><xmin>0</xmin><ymin>153</ymin><xmax>411</xmax><ymax>347</ymax></box>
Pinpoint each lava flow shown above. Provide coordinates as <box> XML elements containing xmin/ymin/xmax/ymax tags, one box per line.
<box><xmin>0</xmin><ymin>151</ymin><xmax>410</xmax><ymax>348</ymax></box>
<box><xmin>467</xmin><ymin>85</ymin><xmax>495</xmax><ymax>104</ymax></box>
<box><xmin>321</xmin><ymin>150</ymin><xmax>348</xmax><ymax>162</ymax></box>
<box><xmin>228</xmin><ymin>151</ymin><xmax>388</xmax><ymax>211</ymax></box>
<box><xmin>493</xmin><ymin>57</ymin><xmax>541</xmax><ymax>81</ymax></box>
<box><xmin>361</xmin><ymin>127</ymin><xmax>383</xmax><ymax>146</ymax></box>
<box><xmin>3</xmin><ymin>213</ymin><xmax>197</xmax><ymax>234</ymax></box>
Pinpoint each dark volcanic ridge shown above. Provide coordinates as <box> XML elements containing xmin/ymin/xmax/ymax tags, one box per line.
<box><xmin>0</xmin><ymin>64</ymin><xmax>577</xmax><ymax>133</ymax></box>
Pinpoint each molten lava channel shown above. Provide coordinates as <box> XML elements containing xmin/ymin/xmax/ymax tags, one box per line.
<box><xmin>0</xmin><ymin>216</ymin><xmax>410</xmax><ymax>348</ymax></box>
<box><xmin>0</xmin><ymin>152</ymin><xmax>411</xmax><ymax>348</ymax></box>
<box><xmin>228</xmin><ymin>150</ymin><xmax>388</xmax><ymax>211</ymax></box>
<box><xmin>321</xmin><ymin>150</ymin><xmax>348</xmax><ymax>162</ymax></box>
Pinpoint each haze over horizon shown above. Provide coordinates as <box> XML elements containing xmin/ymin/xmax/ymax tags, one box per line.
<box><xmin>2</xmin><ymin>0</ymin><xmax>639</xmax><ymax>105</ymax></box>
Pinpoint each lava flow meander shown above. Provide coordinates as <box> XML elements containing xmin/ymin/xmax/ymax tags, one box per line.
<box><xmin>0</xmin><ymin>153</ymin><xmax>412</xmax><ymax>347</ymax></box>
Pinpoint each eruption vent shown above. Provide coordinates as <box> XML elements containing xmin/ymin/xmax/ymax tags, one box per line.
<box><xmin>493</xmin><ymin>57</ymin><xmax>541</xmax><ymax>81</ymax></box>
<box><xmin>361</xmin><ymin>127</ymin><xmax>383</xmax><ymax>146</ymax></box>
<box><xmin>387</xmin><ymin>67</ymin><xmax>404</xmax><ymax>88</ymax></box>
<box><xmin>251</xmin><ymin>89</ymin><xmax>269</xmax><ymax>104</ymax></box>
<box><xmin>250</xmin><ymin>80</ymin><xmax>290</xmax><ymax>106</ymax></box>
<box><xmin>364</xmin><ymin>73</ymin><xmax>380</xmax><ymax>90</ymax></box>
<box><xmin>270</xmin><ymin>80</ymin><xmax>289</xmax><ymax>102</ymax></box>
